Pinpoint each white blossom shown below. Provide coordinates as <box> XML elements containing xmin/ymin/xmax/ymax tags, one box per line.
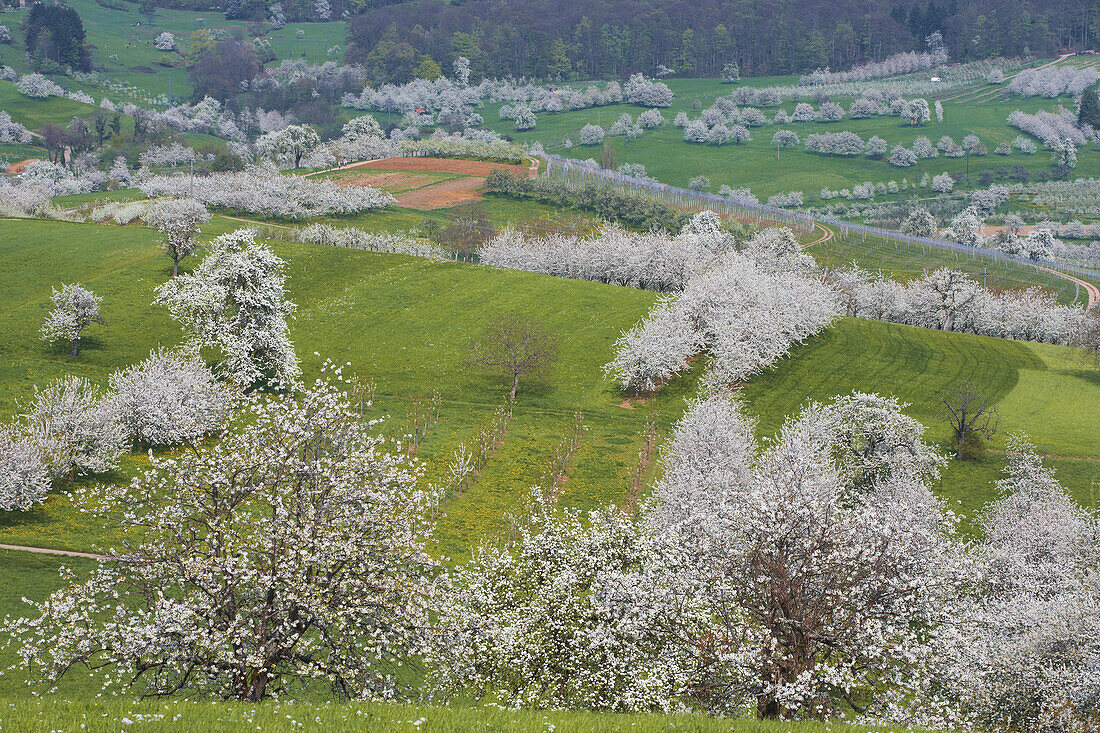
<box><xmin>0</xmin><ymin>427</ymin><xmax>50</xmax><ymax>511</ymax></box>
<box><xmin>108</xmin><ymin>348</ymin><xmax>236</xmax><ymax>446</ymax></box>
<box><xmin>12</xmin><ymin>371</ymin><xmax>439</xmax><ymax>701</ymax></box>
<box><xmin>155</xmin><ymin>229</ymin><xmax>299</xmax><ymax>388</ymax></box>
<box><xmin>21</xmin><ymin>376</ymin><xmax>126</xmax><ymax>480</ymax></box>
<box><xmin>39</xmin><ymin>284</ymin><xmax>105</xmax><ymax>358</ymax></box>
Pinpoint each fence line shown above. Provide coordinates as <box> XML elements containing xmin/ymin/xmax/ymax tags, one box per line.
<box><xmin>538</xmin><ymin>153</ymin><xmax>1100</xmax><ymax>285</ymax></box>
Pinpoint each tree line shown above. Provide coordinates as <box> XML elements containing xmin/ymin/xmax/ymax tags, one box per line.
<box><xmin>345</xmin><ymin>0</ymin><xmax>1096</xmax><ymax>83</ymax></box>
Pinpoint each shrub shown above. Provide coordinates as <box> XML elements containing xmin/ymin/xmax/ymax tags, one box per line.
<box><xmin>108</xmin><ymin>349</ymin><xmax>236</xmax><ymax>447</ymax></box>
<box><xmin>578</xmin><ymin>123</ymin><xmax>605</xmax><ymax>146</ymax></box>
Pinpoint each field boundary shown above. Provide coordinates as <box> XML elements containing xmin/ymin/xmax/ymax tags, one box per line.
<box><xmin>539</xmin><ymin>153</ymin><xmax>1100</xmax><ymax>306</ymax></box>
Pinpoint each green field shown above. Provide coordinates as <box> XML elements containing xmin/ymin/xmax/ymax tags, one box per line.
<box><xmin>812</xmin><ymin>228</ymin><xmax>1094</xmax><ymax>306</ymax></box>
<box><xmin>0</xmin><ymin>214</ymin><xmax>1097</xmax><ymax>728</ymax></box>
<box><xmin>0</xmin><ymin>0</ymin><xmax>347</xmax><ymax>104</ymax></box>
<box><xmin>2</xmin><ymin>217</ymin><xmax>1096</xmax><ymax>549</ymax></box>
<box><xmin>475</xmin><ymin>72</ymin><xmax>1100</xmax><ymax>203</ymax></box>
<box><xmin>0</xmin><ymin>79</ymin><xmax>107</xmax><ymax>129</ymax></box>
<box><xmin>741</xmin><ymin>318</ymin><xmax>1100</xmax><ymax>531</ymax></box>
<box><xmin>0</xmin><ymin>218</ymin><xmax>687</xmax><ymax>559</ymax></box>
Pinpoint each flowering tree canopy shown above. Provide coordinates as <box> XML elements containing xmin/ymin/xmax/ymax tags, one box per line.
<box><xmin>108</xmin><ymin>348</ymin><xmax>236</xmax><ymax>446</ymax></box>
<box><xmin>144</xmin><ymin>198</ymin><xmax>210</xmax><ymax>277</ymax></box>
<box><xmin>155</xmin><ymin>229</ymin><xmax>299</xmax><ymax>389</ymax></box>
<box><xmin>39</xmin><ymin>283</ymin><xmax>105</xmax><ymax>358</ymax></box>
<box><xmin>12</xmin><ymin>370</ymin><xmax>440</xmax><ymax>702</ymax></box>
<box><xmin>22</xmin><ymin>376</ymin><xmax>126</xmax><ymax>482</ymax></box>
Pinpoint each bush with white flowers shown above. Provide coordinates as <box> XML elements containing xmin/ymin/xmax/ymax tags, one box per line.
<box><xmin>0</xmin><ymin>428</ymin><xmax>51</xmax><ymax>511</ymax></box>
<box><xmin>889</xmin><ymin>145</ymin><xmax>918</xmax><ymax>167</ymax></box>
<box><xmin>0</xmin><ymin>111</ymin><xmax>32</xmax><ymax>143</ymax></box>
<box><xmin>22</xmin><ymin>376</ymin><xmax>126</xmax><ymax>481</ymax></box>
<box><xmin>16</xmin><ymin>73</ymin><xmax>64</xmax><ymax>99</ymax></box>
<box><xmin>578</xmin><ymin>123</ymin><xmax>605</xmax><ymax>146</ymax></box>
<box><xmin>108</xmin><ymin>348</ymin><xmax>236</xmax><ymax>446</ymax></box>
<box><xmin>624</xmin><ymin>73</ymin><xmax>674</xmax><ymax>107</ymax></box>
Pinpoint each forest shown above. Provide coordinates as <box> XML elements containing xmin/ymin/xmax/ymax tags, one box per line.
<box><xmin>343</xmin><ymin>0</ymin><xmax>1094</xmax><ymax>82</ymax></box>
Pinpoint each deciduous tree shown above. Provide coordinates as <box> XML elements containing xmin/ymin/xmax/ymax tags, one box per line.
<box><xmin>40</xmin><ymin>283</ymin><xmax>105</xmax><ymax>358</ymax></box>
<box><xmin>12</xmin><ymin>371</ymin><xmax>439</xmax><ymax>702</ymax></box>
<box><xmin>468</xmin><ymin>314</ymin><xmax>557</xmax><ymax>403</ymax></box>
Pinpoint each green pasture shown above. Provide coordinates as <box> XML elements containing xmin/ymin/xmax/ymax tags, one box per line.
<box><xmin>467</xmin><ymin>68</ymin><xmax>1100</xmax><ymax>202</ymax></box>
<box><xmin>0</xmin><ymin>218</ymin><xmax>684</xmax><ymax>560</ymax></box>
<box><xmin>0</xmin><ymin>215</ymin><xmax>1096</xmax><ymax>728</ymax></box>
<box><xmin>741</xmin><ymin>317</ymin><xmax>1100</xmax><ymax>531</ymax></box>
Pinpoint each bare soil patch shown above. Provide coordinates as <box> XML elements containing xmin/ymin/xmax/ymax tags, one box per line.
<box><xmin>333</xmin><ymin>170</ymin><xmax>436</xmax><ymax>191</ymax></box>
<box><xmin>395</xmin><ymin>176</ymin><xmax>489</xmax><ymax>209</ymax></box>
<box><xmin>332</xmin><ymin>157</ymin><xmax>534</xmax><ymax>210</ymax></box>
<box><xmin>6</xmin><ymin>158</ymin><xmax>37</xmax><ymax>174</ymax></box>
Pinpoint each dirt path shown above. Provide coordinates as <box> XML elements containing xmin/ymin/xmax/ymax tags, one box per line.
<box><xmin>803</xmin><ymin>222</ymin><xmax>834</xmax><ymax>248</ymax></box>
<box><xmin>944</xmin><ymin>54</ymin><xmax>1073</xmax><ymax>104</ymax></box>
<box><xmin>1034</xmin><ymin>263</ymin><xmax>1100</xmax><ymax>307</ymax></box>
<box><xmin>0</xmin><ymin>543</ymin><xmax>105</xmax><ymax>560</ymax></box>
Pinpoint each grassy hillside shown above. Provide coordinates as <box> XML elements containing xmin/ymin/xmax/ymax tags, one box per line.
<box><xmin>741</xmin><ymin>317</ymin><xmax>1100</xmax><ymax>530</ymax></box>
<box><xmin>0</xmin><ymin>80</ymin><xmax>106</xmax><ymax>129</ymax></box>
<box><xmin>0</xmin><ymin>217</ymin><xmax>1094</xmax><ymax>728</ymax></box>
<box><xmin>811</xmin><ymin>228</ymin><xmax>1093</xmax><ymax>306</ymax></box>
<box><xmin>0</xmin><ymin>218</ymin><xmax>689</xmax><ymax>559</ymax></box>
<box><xmin>2</xmin><ymin>217</ymin><xmax>1096</xmax><ymax>550</ymax></box>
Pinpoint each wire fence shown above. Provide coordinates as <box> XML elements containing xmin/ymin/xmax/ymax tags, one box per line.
<box><xmin>539</xmin><ymin>153</ymin><xmax>1100</xmax><ymax>285</ymax></box>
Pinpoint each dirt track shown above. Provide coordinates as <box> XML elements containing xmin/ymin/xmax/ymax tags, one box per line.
<box><xmin>0</xmin><ymin>543</ymin><xmax>105</xmax><ymax>559</ymax></box>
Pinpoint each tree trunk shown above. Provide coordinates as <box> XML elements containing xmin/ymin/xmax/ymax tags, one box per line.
<box><xmin>510</xmin><ymin>372</ymin><xmax>520</xmax><ymax>402</ymax></box>
<box><xmin>757</xmin><ymin>693</ymin><xmax>781</xmax><ymax>719</ymax></box>
<box><xmin>71</xmin><ymin>336</ymin><xmax>79</xmax><ymax>358</ymax></box>
<box><xmin>245</xmin><ymin>668</ymin><xmax>268</xmax><ymax>701</ymax></box>
<box><xmin>172</xmin><ymin>255</ymin><xmax>179</xmax><ymax>278</ymax></box>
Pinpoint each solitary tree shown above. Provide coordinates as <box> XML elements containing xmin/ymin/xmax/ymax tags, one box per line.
<box><xmin>145</xmin><ymin>198</ymin><xmax>210</xmax><ymax>276</ymax></box>
<box><xmin>436</xmin><ymin>202</ymin><xmax>495</xmax><ymax>261</ymax></box>
<box><xmin>1078</xmin><ymin>84</ymin><xmax>1100</xmax><ymax>128</ymax></box>
<box><xmin>155</xmin><ymin>229</ymin><xmax>299</xmax><ymax>389</ymax></box>
<box><xmin>468</xmin><ymin>314</ymin><xmax>557</xmax><ymax>404</ymax></box>
<box><xmin>11</xmin><ymin>372</ymin><xmax>440</xmax><ymax>702</ymax></box>
<box><xmin>40</xmin><ymin>283</ymin><xmax>105</xmax><ymax>358</ymax></box>
<box><xmin>599</xmin><ymin>139</ymin><xmax>616</xmax><ymax>170</ymax></box>
<box><xmin>940</xmin><ymin>383</ymin><xmax>998</xmax><ymax>459</ymax></box>
<box><xmin>1052</xmin><ymin>137</ymin><xmax>1078</xmax><ymax>178</ymax></box>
